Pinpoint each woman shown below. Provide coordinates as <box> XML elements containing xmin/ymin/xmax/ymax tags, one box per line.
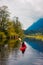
<box><xmin>20</xmin><ymin>42</ymin><xmax>27</xmax><ymax>54</ymax></box>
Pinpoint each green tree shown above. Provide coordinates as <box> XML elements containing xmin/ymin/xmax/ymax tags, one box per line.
<box><xmin>0</xmin><ymin>6</ymin><xmax>10</xmax><ymax>31</ymax></box>
<box><xmin>13</xmin><ymin>17</ymin><xmax>24</xmax><ymax>39</ymax></box>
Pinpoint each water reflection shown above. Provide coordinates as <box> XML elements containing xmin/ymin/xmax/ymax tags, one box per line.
<box><xmin>25</xmin><ymin>38</ymin><xmax>43</xmax><ymax>52</ymax></box>
<box><xmin>0</xmin><ymin>39</ymin><xmax>43</xmax><ymax>65</ymax></box>
<box><xmin>0</xmin><ymin>39</ymin><xmax>21</xmax><ymax>65</ymax></box>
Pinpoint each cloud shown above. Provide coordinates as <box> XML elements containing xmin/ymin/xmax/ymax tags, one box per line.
<box><xmin>0</xmin><ymin>0</ymin><xmax>43</xmax><ymax>29</ymax></box>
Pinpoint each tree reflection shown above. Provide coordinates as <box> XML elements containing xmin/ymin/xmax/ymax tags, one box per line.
<box><xmin>0</xmin><ymin>39</ymin><xmax>21</xmax><ymax>65</ymax></box>
<box><xmin>0</xmin><ymin>39</ymin><xmax>8</xmax><ymax>65</ymax></box>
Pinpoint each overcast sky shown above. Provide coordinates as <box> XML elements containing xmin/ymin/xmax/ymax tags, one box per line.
<box><xmin>0</xmin><ymin>0</ymin><xmax>43</xmax><ymax>29</ymax></box>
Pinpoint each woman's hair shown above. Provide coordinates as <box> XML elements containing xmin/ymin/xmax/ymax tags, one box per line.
<box><xmin>22</xmin><ymin>42</ymin><xmax>24</xmax><ymax>46</ymax></box>
<box><xmin>22</xmin><ymin>42</ymin><xmax>24</xmax><ymax>44</ymax></box>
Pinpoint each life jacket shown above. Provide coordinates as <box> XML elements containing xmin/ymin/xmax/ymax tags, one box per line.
<box><xmin>20</xmin><ymin>43</ymin><xmax>27</xmax><ymax>51</ymax></box>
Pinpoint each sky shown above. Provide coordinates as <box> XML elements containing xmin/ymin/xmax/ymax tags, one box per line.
<box><xmin>0</xmin><ymin>0</ymin><xmax>43</xmax><ymax>29</ymax></box>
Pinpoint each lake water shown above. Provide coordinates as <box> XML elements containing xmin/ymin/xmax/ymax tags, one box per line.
<box><xmin>0</xmin><ymin>39</ymin><xmax>43</xmax><ymax>65</ymax></box>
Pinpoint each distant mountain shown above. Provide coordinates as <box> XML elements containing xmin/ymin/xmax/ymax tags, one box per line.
<box><xmin>25</xmin><ymin>18</ymin><xmax>43</xmax><ymax>34</ymax></box>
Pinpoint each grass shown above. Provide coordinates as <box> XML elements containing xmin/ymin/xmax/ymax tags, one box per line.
<box><xmin>25</xmin><ymin>35</ymin><xmax>43</xmax><ymax>41</ymax></box>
